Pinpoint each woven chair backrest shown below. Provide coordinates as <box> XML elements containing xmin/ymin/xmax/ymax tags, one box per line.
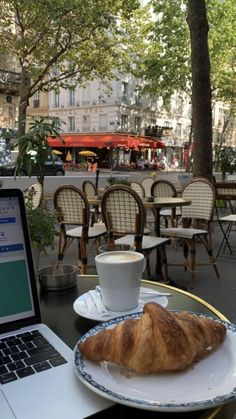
<box><xmin>82</xmin><ymin>180</ymin><xmax>96</xmax><ymax>197</ymax></box>
<box><xmin>151</xmin><ymin>180</ymin><xmax>177</xmax><ymax>198</ymax></box>
<box><xmin>141</xmin><ymin>177</ymin><xmax>154</xmax><ymax>197</ymax></box>
<box><xmin>214</xmin><ymin>182</ymin><xmax>236</xmax><ymax>200</ymax></box>
<box><xmin>101</xmin><ymin>185</ymin><xmax>145</xmax><ymax>235</ymax></box>
<box><xmin>182</xmin><ymin>178</ymin><xmax>215</xmax><ymax>221</ymax></box>
<box><xmin>131</xmin><ymin>181</ymin><xmax>145</xmax><ymax>198</ymax></box>
<box><xmin>54</xmin><ymin>185</ymin><xmax>89</xmax><ymax>225</ymax></box>
<box><xmin>24</xmin><ymin>182</ymin><xmax>42</xmax><ymax>209</ymax></box>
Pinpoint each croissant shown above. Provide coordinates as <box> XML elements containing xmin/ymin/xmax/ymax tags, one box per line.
<box><xmin>78</xmin><ymin>302</ymin><xmax>226</xmax><ymax>373</ymax></box>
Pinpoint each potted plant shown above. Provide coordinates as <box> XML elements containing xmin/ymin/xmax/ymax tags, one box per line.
<box><xmin>25</xmin><ymin>188</ymin><xmax>58</xmax><ymax>272</ymax></box>
<box><xmin>15</xmin><ymin>116</ymin><xmax>64</xmax><ymax>193</ymax></box>
<box><xmin>107</xmin><ymin>176</ymin><xmax>131</xmax><ymax>186</ymax></box>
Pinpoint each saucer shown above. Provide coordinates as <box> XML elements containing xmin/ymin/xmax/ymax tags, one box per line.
<box><xmin>73</xmin><ymin>287</ymin><xmax>168</xmax><ymax>321</ymax></box>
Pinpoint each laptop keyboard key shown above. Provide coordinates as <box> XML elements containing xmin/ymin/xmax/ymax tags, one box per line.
<box><xmin>0</xmin><ymin>365</ymin><xmax>8</xmax><ymax>375</ymax></box>
<box><xmin>50</xmin><ymin>356</ymin><xmax>67</xmax><ymax>367</ymax></box>
<box><xmin>0</xmin><ymin>371</ymin><xmax>18</xmax><ymax>384</ymax></box>
<box><xmin>24</xmin><ymin>349</ymin><xmax>59</xmax><ymax>366</ymax></box>
<box><xmin>17</xmin><ymin>366</ymin><xmax>35</xmax><ymax>379</ymax></box>
<box><xmin>8</xmin><ymin>360</ymin><xmax>25</xmax><ymax>371</ymax></box>
<box><xmin>11</xmin><ymin>351</ymin><xmax>28</xmax><ymax>361</ymax></box>
<box><xmin>27</xmin><ymin>344</ymin><xmax>54</xmax><ymax>357</ymax></box>
<box><xmin>34</xmin><ymin>361</ymin><xmax>52</xmax><ymax>372</ymax></box>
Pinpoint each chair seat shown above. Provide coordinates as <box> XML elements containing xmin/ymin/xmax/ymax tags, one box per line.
<box><xmin>160</xmin><ymin>207</ymin><xmax>182</xmax><ymax>217</ymax></box>
<box><xmin>115</xmin><ymin>234</ymin><xmax>170</xmax><ymax>251</ymax></box>
<box><xmin>66</xmin><ymin>224</ymin><xmax>106</xmax><ymax>238</ymax></box>
<box><xmin>160</xmin><ymin>227</ymin><xmax>208</xmax><ymax>239</ymax></box>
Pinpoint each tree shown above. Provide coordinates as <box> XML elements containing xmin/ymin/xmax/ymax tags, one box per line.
<box><xmin>129</xmin><ymin>0</ymin><xmax>235</xmax><ymax>177</ymax></box>
<box><xmin>0</xmin><ymin>0</ymin><xmax>139</xmax><ymax>136</ymax></box>
<box><xmin>187</xmin><ymin>0</ymin><xmax>212</xmax><ymax>179</ymax></box>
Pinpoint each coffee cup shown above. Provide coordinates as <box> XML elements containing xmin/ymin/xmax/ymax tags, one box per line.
<box><xmin>95</xmin><ymin>251</ymin><xmax>146</xmax><ymax>312</ymax></box>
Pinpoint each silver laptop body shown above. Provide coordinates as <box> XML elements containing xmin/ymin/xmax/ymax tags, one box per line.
<box><xmin>0</xmin><ymin>188</ymin><xmax>112</xmax><ymax>419</ymax></box>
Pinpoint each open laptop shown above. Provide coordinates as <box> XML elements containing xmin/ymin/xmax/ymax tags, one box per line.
<box><xmin>0</xmin><ymin>188</ymin><xmax>112</xmax><ymax>419</ymax></box>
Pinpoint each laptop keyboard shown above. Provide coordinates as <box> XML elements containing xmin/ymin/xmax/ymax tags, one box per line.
<box><xmin>0</xmin><ymin>330</ymin><xmax>67</xmax><ymax>384</ymax></box>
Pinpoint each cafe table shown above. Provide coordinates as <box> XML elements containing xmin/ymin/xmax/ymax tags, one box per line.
<box><xmin>38</xmin><ymin>275</ymin><xmax>236</xmax><ymax>419</ymax></box>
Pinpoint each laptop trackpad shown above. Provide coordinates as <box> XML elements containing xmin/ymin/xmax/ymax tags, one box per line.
<box><xmin>0</xmin><ymin>390</ymin><xmax>16</xmax><ymax>419</ymax></box>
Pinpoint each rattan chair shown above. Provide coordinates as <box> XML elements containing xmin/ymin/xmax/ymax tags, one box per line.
<box><xmin>151</xmin><ymin>180</ymin><xmax>181</xmax><ymax>227</ymax></box>
<box><xmin>131</xmin><ymin>181</ymin><xmax>145</xmax><ymax>198</ymax></box>
<box><xmin>24</xmin><ymin>182</ymin><xmax>42</xmax><ymax>209</ymax></box>
<box><xmin>101</xmin><ymin>185</ymin><xmax>170</xmax><ymax>279</ymax></box>
<box><xmin>160</xmin><ymin>178</ymin><xmax>220</xmax><ymax>288</ymax></box>
<box><xmin>54</xmin><ymin>185</ymin><xmax>106</xmax><ymax>274</ymax></box>
<box><xmin>141</xmin><ymin>177</ymin><xmax>154</xmax><ymax>197</ymax></box>
<box><xmin>82</xmin><ymin>180</ymin><xmax>100</xmax><ymax>226</ymax></box>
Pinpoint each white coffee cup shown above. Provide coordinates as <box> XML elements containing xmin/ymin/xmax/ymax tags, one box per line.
<box><xmin>95</xmin><ymin>251</ymin><xmax>146</xmax><ymax>312</ymax></box>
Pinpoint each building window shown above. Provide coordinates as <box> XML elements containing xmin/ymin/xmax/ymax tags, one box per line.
<box><xmin>134</xmin><ymin>116</ymin><xmax>141</xmax><ymax>132</ymax></box>
<box><xmin>54</xmin><ymin>90</ymin><xmax>60</xmax><ymax>108</ymax></box>
<box><xmin>82</xmin><ymin>85</ymin><xmax>90</xmax><ymax>106</ymax></box>
<box><xmin>68</xmin><ymin>116</ymin><xmax>75</xmax><ymax>132</ymax></box>
<box><xmin>134</xmin><ymin>90</ymin><xmax>141</xmax><ymax>107</ymax></box>
<box><xmin>68</xmin><ymin>88</ymin><xmax>75</xmax><ymax>107</ymax></box>
<box><xmin>176</xmin><ymin>123</ymin><xmax>182</xmax><ymax>137</ymax></box>
<box><xmin>99</xmin><ymin>114</ymin><xmax>108</xmax><ymax>131</ymax></box>
<box><xmin>121</xmin><ymin>81</ymin><xmax>128</xmax><ymax>103</ymax></box>
<box><xmin>33</xmin><ymin>92</ymin><xmax>40</xmax><ymax>108</ymax></box>
<box><xmin>82</xmin><ymin>115</ymin><xmax>90</xmax><ymax>131</ymax></box>
<box><xmin>121</xmin><ymin>114</ymin><xmax>128</xmax><ymax>130</ymax></box>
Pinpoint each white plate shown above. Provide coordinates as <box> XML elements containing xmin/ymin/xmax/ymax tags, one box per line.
<box><xmin>73</xmin><ymin>287</ymin><xmax>168</xmax><ymax>321</ymax></box>
<box><xmin>74</xmin><ymin>313</ymin><xmax>236</xmax><ymax>412</ymax></box>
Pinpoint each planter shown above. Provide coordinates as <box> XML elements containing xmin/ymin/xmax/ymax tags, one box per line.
<box><xmin>32</xmin><ymin>247</ymin><xmax>40</xmax><ymax>275</ymax></box>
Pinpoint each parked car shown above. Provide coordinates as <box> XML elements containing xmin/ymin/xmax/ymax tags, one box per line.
<box><xmin>0</xmin><ymin>158</ymin><xmax>65</xmax><ymax>176</ymax></box>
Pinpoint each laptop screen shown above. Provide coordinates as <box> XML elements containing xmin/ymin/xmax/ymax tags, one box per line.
<box><xmin>0</xmin><ymin>189</ymin><xmax>41</xmax><ymax>332</ymax></box>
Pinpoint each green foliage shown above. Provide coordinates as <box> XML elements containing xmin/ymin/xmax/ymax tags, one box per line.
<box><xmin>0</xmin><ymin>0</ymin><xmax>140</xmax><ymax>134</ymax></box>
<box><xmin>15</xmin><ymin>116</ymin><xmax>63</xmax><ymax>188</ymax></box>
<box><xmin>107</xmin><ymin>176</ymin><xmax>131</xmax><ymax>186</ymax></box>
<box><xmin>25</xmin><ymin>190</ymin><xmax>57</xmax><ymax>251</ymax></box>
<box><xmin>216</xmin><ymin>147</ymin><xmax>236</xmax><ymax>180</ymax></box>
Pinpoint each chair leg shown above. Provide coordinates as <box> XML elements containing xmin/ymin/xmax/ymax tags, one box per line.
<box><xmin>79</xmin><ymin>239</ymin><xmax>87</xmax><ymax>274</ymax></box>
<box><xmin>189</xmin><ymin>239</ymin><xmax>196</xmax><ymax>289</ymax></box>
<box><xmin>159</xmin><ymin>246</ymin><xmax>169</xmax><ymax>283</ymax></box>
<box><xmin>201</xmin><ymin>235</ymin><xmax>220</xmax><ymax>278</ymax></box>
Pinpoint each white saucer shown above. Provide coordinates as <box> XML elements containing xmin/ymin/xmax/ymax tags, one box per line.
<box><xmin>73</xmin><ymin>287</ymin><xmax>168</xmax><ymax>321</ymax></box>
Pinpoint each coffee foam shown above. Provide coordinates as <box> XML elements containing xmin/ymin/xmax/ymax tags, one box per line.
<box><xmin>97</xmin><ymin>251</ymin><xmax>142</xmax><ymax>264</ymax></box>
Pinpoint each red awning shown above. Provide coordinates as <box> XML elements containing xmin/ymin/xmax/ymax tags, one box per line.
<box><xmin>48</xmin><ymin>133</ymin><xmax>165</xmax><ymax>149</ymax></box>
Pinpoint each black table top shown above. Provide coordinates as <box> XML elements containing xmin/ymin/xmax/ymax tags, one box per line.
<box><xmin>38</xmin><ymin>276</ymin><xmax>234</xmax><ymax>419</ymax></box>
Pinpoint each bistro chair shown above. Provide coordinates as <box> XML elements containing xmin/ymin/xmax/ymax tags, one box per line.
<box><xmin>101</xmin><ymin>185</ymin><xmax>170</xmax><ymax>279</ymax></box>
<box><xmin>151</xmin><ymin>180</ymin><xmax>182</xmax><ymax>227</ymax></box>
<box><xmin>130</xmin><ymin>181</ymin><xmax>145</xmax><ymax>198</ymax></box>
<box><xmin>54</xmin><ymin>185</ymin><xmax>106</xmax><ymax>274</ymax></box>
<box><xmin>24</xmin><ymin>182</ymin><xmax>43</xmax><ymax>209</ymax></box>
<box><xmin>160</xmin><ymin>178</ymin><xmax>220</xmax><ymax>288</ymax></box>
<box><xmin>82</xmin><ymin>180</ymin><xmax>101</xmax><ymax>226</ymax></box>
<box><xmin>141</xmin><ymin>177</ymin><xmax>154</xmax><ymax>197</ymax></box>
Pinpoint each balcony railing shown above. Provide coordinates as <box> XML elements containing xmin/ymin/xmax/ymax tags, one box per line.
<box><xmin>0</xmin><ymin>69</ymin><xmax>21</xmax><ymax>94</ymax></box>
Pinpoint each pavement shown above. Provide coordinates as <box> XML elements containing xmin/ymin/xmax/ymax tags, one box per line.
<box><xmin>38</xmin><ymin>169</ymin><xmax>236</xmax><ymax>325</ymax></box>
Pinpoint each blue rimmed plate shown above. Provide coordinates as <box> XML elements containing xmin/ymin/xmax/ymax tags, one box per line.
<box><xmin>74</xmin><ymin>313</ymin><xmax>236</xmax><ymax>412</ymax></box>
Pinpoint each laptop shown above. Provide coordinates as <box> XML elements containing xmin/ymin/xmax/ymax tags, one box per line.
<box><xmin>0</xmin><ymin>188</ymin><xmax>112</xmax><ymax>419</ymax></box>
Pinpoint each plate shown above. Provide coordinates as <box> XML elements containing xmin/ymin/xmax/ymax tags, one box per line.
<box><xmin>73</xmin><ymin>287</ymin><xmax>168</xmax><ymax>321</ymax></box>
<box><xmin>74</xmin><ymin>313</ymin><xmax>236</xmax><ymax>412</ymax></box>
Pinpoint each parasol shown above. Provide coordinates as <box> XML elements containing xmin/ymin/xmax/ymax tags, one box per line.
<box><xmin>52</xmin><ymin>149</ymin><xmax>63</xmax><ymax>155</ymax></box>
<box><xmin>78</xmin><ymin>150</ymin><xmax>97</xmax><ymax>157</ymax></box>
<box><xmin>66</xmin><ymin>150</ymin><xmax>72</xmax><ymax>162</ymax></box>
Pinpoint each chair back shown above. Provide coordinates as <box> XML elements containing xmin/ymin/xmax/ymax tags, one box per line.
<box><xmin>82</xmin><ymin>180</ymin><xmax>96</xmax><ymax>197</ymax></box>
<box><xmin>151</xmin><ymin>180</ymin><xmax>177</xmax><ymax>198</ymax></box>
<box><xmin>24</xmin><ymin>182</ymin><xmax>42</xmax><ymax>209</ymax></box>
<box><xmin>54</xmin><ymin>185</ymin><xmax>89</xmax><ymax>226</ymax></box>
<box><xmin>182</xmin><ymin>178</ymin><xmax>215</xmax><ymax>222</ymax></box>
<box><xmin>131</xmin><ymin>181</ymin><xmax>145</xmax><ymax>198</ymax></box>
<box><xmin>141</xmin><ymin>177</ymin><xmax>154</xmax><ymax>197</ymax></box>
<box><xmin>101</xmin><ymin>185</ymin><xmax>145</xmax><ymax>236</ymax></box>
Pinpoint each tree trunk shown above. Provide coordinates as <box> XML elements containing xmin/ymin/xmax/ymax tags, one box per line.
<box><xmin>187</xmin><ymin>0</ymin><xmax>213</xmax><ymax>180</ymax></box>
<box><xmin>18</xmin><ymin>69</ymin><xmax>31</xmax><ymax>137</ymax></box>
